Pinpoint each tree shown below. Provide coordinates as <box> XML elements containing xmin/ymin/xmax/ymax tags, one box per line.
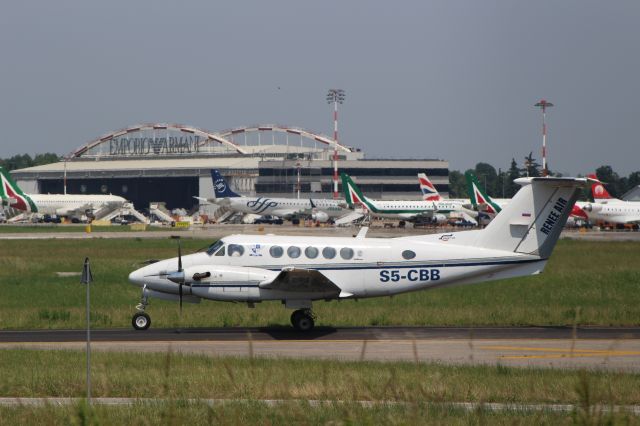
<box><xmin>448</xmin><ymin>170</ymin><xmax>467</xmax><ymax>198</ymax></box>
<box><xmin>522</xmin><ymin>152</ymin><xmax>541</xmax><ymax>177</ymax></box>
<box><xmin>503</xmin><ymin>158</ymin><xmax>521</xmax><ymax>198</ymax></box>
<box><xmin>0</xmin><ymin>153</ymin><xmax>60</xmax><ymax>171</ymax></box>
<box><xmin>474</xmin><ymin>162</ymin><xmax>498</xmax><ymax>196</ymax></box>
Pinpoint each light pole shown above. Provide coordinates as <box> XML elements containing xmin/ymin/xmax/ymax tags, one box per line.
<box><xmin>534</xmin><ymin>99</ymin><xmax>554</xmax><ymax>177</ymax></box>
<box><xmin>80</xmin><ymin>258</ymin><xmax>93</xmax><ymax>404</ymax></box>
<box><xmin>326</xmin><ymin>89</ymin><xmax>345</xmax><ymax>199</ymax></box>
<box><xmin>296</xmin><ymin>162</ymin><xmax>301</xmax><ymax>199</ymax></box>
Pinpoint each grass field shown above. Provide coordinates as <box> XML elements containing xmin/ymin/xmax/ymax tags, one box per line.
<box><xmin>0</xmin><ymin>238</ymin><xmax>639</xmax><ymax>329</ymax></box>
<box><xmin>0</xmin><ymin>349</ymin><xmax>639</xmax><ymax>424</ymax></box>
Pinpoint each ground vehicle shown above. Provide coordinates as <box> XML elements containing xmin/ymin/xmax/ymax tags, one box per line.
<box><xmin>253</xmin><ymin>215</ymin><xmax>284</xmax><ymax>225</ymax></box>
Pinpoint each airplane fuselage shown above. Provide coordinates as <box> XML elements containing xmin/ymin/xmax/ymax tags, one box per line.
<box><xmin>8</xmin><ymin>193</ymin><xmax>126</xmax><ymax>216</ymax></box>
<box><xmin>129</xmin><ymin>232</ymin><xmax>545</xmax><ymax>303</ymax></box>
<box><xmin>584</xmin><ymin>201</ymin><xmax>640</xmax><ymax>225</ymax></box>
<box><xmin>219</xmin><ymin>196</ymin><xmax>347</xmax><ymax>219</ymax></box>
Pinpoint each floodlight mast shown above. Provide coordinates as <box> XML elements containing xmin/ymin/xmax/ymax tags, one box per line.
<box><xmin>534</xmin><ymin>99</ymin><xmax>554</xmax><ymax>177</ymax></box>
<box><xmin>326</xmin><ymin>89</ymin><xmax>345</xmax><ymax>199</ymax></box>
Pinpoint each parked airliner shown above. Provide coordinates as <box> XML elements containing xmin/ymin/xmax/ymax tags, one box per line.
<box><xmin>129</xmin><ymin>176</ymin><xmax>589</xmax><ymax>331</ymax></box>
<box><xmin>582</xmin><ymin>174</ymin><xmax>640</xmax><ymax>226</ymax></box>
<box><xmin>0</xmin><ymin>167</ymin><xmax>126</xmax><ymax>219</ymax></box>
<box><xmin>196</xmin><ymin>170</ymin><xmax>353</xmax><ymax>223</ymax></box>
<box><xmin>417</xmin><ymin>173</ymin><xmax>478</xmax><ymax>224</ymax></box>
<box><xmin>341</xmin><ymin>173</ymin><xmax>444</xmax><ymax>222</ymax></box>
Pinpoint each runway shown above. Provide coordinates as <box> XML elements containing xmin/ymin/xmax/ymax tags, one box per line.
<box><xmin>2</xmin><ymin>326</ymin><xmax>640</xmax><ymax>371</ymax></box>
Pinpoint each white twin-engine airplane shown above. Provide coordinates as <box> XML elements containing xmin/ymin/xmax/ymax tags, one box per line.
<box><xmin>0</xmin><ymin>167</ymin><xmax>126</xmax><ymax>218</ymax></box>
<box><xmin>129</xmin><ymin>176</ymin><xmax>588</xmax><ymax>332</ymax></box>
<box><xmin>196</xmin><ymin>170</ymin><xmax>353</xmax><ymax>223</ymax></box>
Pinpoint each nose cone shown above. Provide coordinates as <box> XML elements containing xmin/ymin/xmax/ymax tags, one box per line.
<box><xmin>128</xmin><ymin>268</ymin><xmax>145</xmax><ymax>287</ymax></box>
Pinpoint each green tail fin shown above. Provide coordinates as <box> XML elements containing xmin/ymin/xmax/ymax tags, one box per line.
<box><xmin>0</xmin><ymin>166</ymin><xmax>37</xmax><ymax>212</ymax></box>
<box><xmin>465</xmin><ymin>171</ymin><xmax>501</xmax><ymax>214</ymax></box>
<box><xmin>340</xmin><ymin>173</ymin><xmax>377</xmax><ymax>212</ymax></box>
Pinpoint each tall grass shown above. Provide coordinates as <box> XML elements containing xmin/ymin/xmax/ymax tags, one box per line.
<box><xmin>0</xmin><ymin>239</ymin><xmax>639</xmax><ymax>329</ymax></box>
<box><xmin>1</xmin><ymin>349</ymin><xmax>640</xmax><ymax>405</ymax></box>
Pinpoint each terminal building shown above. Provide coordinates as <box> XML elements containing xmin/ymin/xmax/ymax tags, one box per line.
<box><xmin>11</xmin><ymin>123</ymin><xmax>449</xmax><ymax>215</ymax></box>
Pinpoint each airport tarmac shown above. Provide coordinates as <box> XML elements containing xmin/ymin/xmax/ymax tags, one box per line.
<box><xmin>1</xmin><ymin>224</ymin><xmax>639</xmax><ymax>241</ymax></box>
<box><xmin>2</xmin><ymin>327</ymin><xmax>640</xmax><ymax>371</ymax></box>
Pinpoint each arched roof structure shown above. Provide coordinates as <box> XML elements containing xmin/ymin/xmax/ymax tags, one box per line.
<box><xmin>68</xmin><ymin>123</ymin><xmax>353</xmax><ymax>159</ymax></box>
<box><xmin>68</xmin><ymin>123</ymin><xmax>247</xmax><ymax>158</ymax></box>
<box><xmin>218</xmin><ymin>125</ymin><xmax>352</xmax><ymax>153</ymax></box>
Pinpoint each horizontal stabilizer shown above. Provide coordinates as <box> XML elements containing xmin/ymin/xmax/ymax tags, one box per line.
<box><xmin>474</xmin><ymin>177</ymin><xmax>589</xmax><ymax>258</ymax></box>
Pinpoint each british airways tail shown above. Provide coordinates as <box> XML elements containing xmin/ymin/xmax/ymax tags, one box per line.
<box><xmin>211</xmin><ymin>170</ymin><xmax>241</xmax><ymax>198</ymax></box>
<box><xmin>417</xmin><ymin>173</ymin><xmax>442</xmax><ymax>201</ymax></box>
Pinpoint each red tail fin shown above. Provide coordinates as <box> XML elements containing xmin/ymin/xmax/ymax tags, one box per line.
<box><xmin>587</xmin><ymin>174</ymin><xmax>612</xmax><ymax>201</ymax></box>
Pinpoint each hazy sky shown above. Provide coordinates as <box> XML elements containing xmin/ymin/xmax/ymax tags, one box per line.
<box><xmin>1</xmin><ymin>1</ymin><xmax>638</xmax><ymax>175</ymax></box>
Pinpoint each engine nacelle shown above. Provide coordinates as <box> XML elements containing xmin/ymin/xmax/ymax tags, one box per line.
<box><xmin>182</xmin><ymin>265</ymin><xmax>277</xmax><ymax>286</ymax></box>
<box><xmin>583</xmin><ymin>203</ymin><xmax>602</xmax><ymax>213</ymax></box>
<box><xmin>433</xmin><ymin>213</ymin><xmax>448</xmax><ymax>224</ymax></box>
<box><xmin>311</xmin><ymin>211</ymin><xmax>329</xmax><ymax>223</ymax></box>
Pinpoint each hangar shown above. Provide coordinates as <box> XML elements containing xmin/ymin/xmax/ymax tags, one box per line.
<box><xmin>11</xmin><ymin>123</ymin><xmax>450</xmax><ymax>216</ymax></box>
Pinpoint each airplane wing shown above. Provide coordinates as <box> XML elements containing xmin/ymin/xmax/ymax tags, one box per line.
<box><xmin>259</xmin><ymin>267</ymin><xmax>350</xmax><ymax>297</ymax></box>
<box><xmin>334</xmin><ymin>210</ymin><xmax>364</xmax><ymax>225</ymax></box>
<box><xmin>193</xmin><ymin>196</ymin><xmax>212</xmax><ymax>204</ymax></box>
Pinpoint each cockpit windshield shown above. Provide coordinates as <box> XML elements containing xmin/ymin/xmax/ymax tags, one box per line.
<box><xmin>206</xmin><ymin>240</ymin><xmax>225</xmax><ymax>256</ymax></box>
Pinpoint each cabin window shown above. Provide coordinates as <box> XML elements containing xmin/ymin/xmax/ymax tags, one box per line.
<box><xmin>322</xmin><ymin>247</ymin><xmax>336</xmax><ymax>259</ymax></box>
<box><xmin>305</xmin><ymin>246</ymin><xmax>319</xmax><ymax>259</ymax></box>
<box><xmin>402</xmin><ymin>250</ymin><xmax>416</xmax><ymax>260</ymax></box>
<box><xmin>270</xmin><ymin>245</ymin><xmax>284</xmax><ymax>258</ymax></box>
<box><xmin>228</xmin><ymin>244</ymin><xmax>244</xmax><ymax>257</ymax></box>
<box><xmin>287</xmin><ymin>246</ymin><xmax>301</xmax><ymax>258</ymax></box>
<box><xmin>340</xmin><ymin>247</ymin><xmax>354</xmax><ymax>260</ymax></box>
<box><xmin>206</xmin><ymin>240</ymin><xmax>225</xmax><ymax>256</ymax></box>
<box><xmin>215</xmin><ymin>246</ymin><xmax>226</xmax><ymax>256</ymax></box>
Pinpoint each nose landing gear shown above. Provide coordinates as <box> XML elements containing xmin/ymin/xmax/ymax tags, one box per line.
<box><xmin>132</xmin><ymin>312</ymin><xmax>151</xmax><ymax>330</ymax></box>
<box><xmin>290</xmin><ymin>309</ymin><xmax>315</xmax><ymax>332</ymax></box>
<box><xmin>132</xmin><ymin>285</ymin><xmax>151</xmax><ymax>330</ymax></box>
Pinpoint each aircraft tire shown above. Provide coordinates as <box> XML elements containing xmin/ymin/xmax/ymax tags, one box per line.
<box><xmin>291</xmin><ymin>309</ymin><xmax>315</xmax><ymax>332</ymax></box>
<box><xmin>132</xmin><ymin>312</ymin><xmax>151</xmax><ymax>330</ymax></box>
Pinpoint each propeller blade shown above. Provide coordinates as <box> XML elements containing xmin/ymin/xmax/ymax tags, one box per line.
<box><xmin>177</xmin><ymin>239</ymin><xmax>183</xmax><ymax>272</ymax></box>
<box><xmin>179</xmin><ymin>283</ymin><xmax>183</xmax><ymax>314</ymax></box>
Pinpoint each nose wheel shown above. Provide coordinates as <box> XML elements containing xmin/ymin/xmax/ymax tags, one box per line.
<box><xmin>290</xmin><ymin>309</ymin><xmax>315</xmax><ymax>332</ymax></box>
<box><xmin>132</xmin><ymin>312</ymin><xmax>151</xmax><ymax>330</ymax></box>
<box><xmin>132</xmin><ymin>285</ymin><xmax>151</xmax><ymax>330</ymax></box>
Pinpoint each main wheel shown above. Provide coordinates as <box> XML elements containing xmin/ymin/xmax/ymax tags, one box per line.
<box><xmin>132</xmin><ymin>312</ymin><xmax>151</xmax><ymax>330</ymax></box>
<box><xmin>291</xmin><ymin>309</ymin><xmax>315</xmax><ymax>332</ymax></box>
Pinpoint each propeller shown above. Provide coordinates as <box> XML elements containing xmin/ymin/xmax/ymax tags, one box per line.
<box><xmin>167</xmin><ymin>236</ymin><xmax>186</xmax><ymax>315</ymax></box>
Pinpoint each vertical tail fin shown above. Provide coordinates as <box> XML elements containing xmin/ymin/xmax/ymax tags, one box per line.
<box><xmin>474</xmin><ymin>177</ymin><xmax>585</xmax><ymax>258</ymax></box>
<box><xmin>340</xmin><ymin>173</ymin><xmax>377</xmax><ymax>212</ymax></box>
<box><xmin>587</xmin><ymin>174</ymin><xmax>615</xmax><ymax>202</ymax></box>
<box><xmin>0</xmin><ymin>166</ymin><xmax>36</xmax><ymax>212</ymax></box>
<box><xmin>418</xmin><ymin>173</ymin><xmax>442</xmax><ymax>201</ymax></box>
<box><xmin>211</xmin><ymin>170</ymin><xmax>240</xmax><ymax>198</ymax></box>
<box><xmin>465</xmin><ymin>171</ymin><xmax>501</xmax><ymax>214</ymax></box>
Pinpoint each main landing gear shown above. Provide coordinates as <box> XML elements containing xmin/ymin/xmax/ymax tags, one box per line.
<box><xmin>132</xmin><ymin>285</ymin><xmax>151</xmax><ymax>330</ymax></box>
<box><xmin>290</xmin><ymin>309</ymin><xmax>315</xmax><ymax>332</ymax></box>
